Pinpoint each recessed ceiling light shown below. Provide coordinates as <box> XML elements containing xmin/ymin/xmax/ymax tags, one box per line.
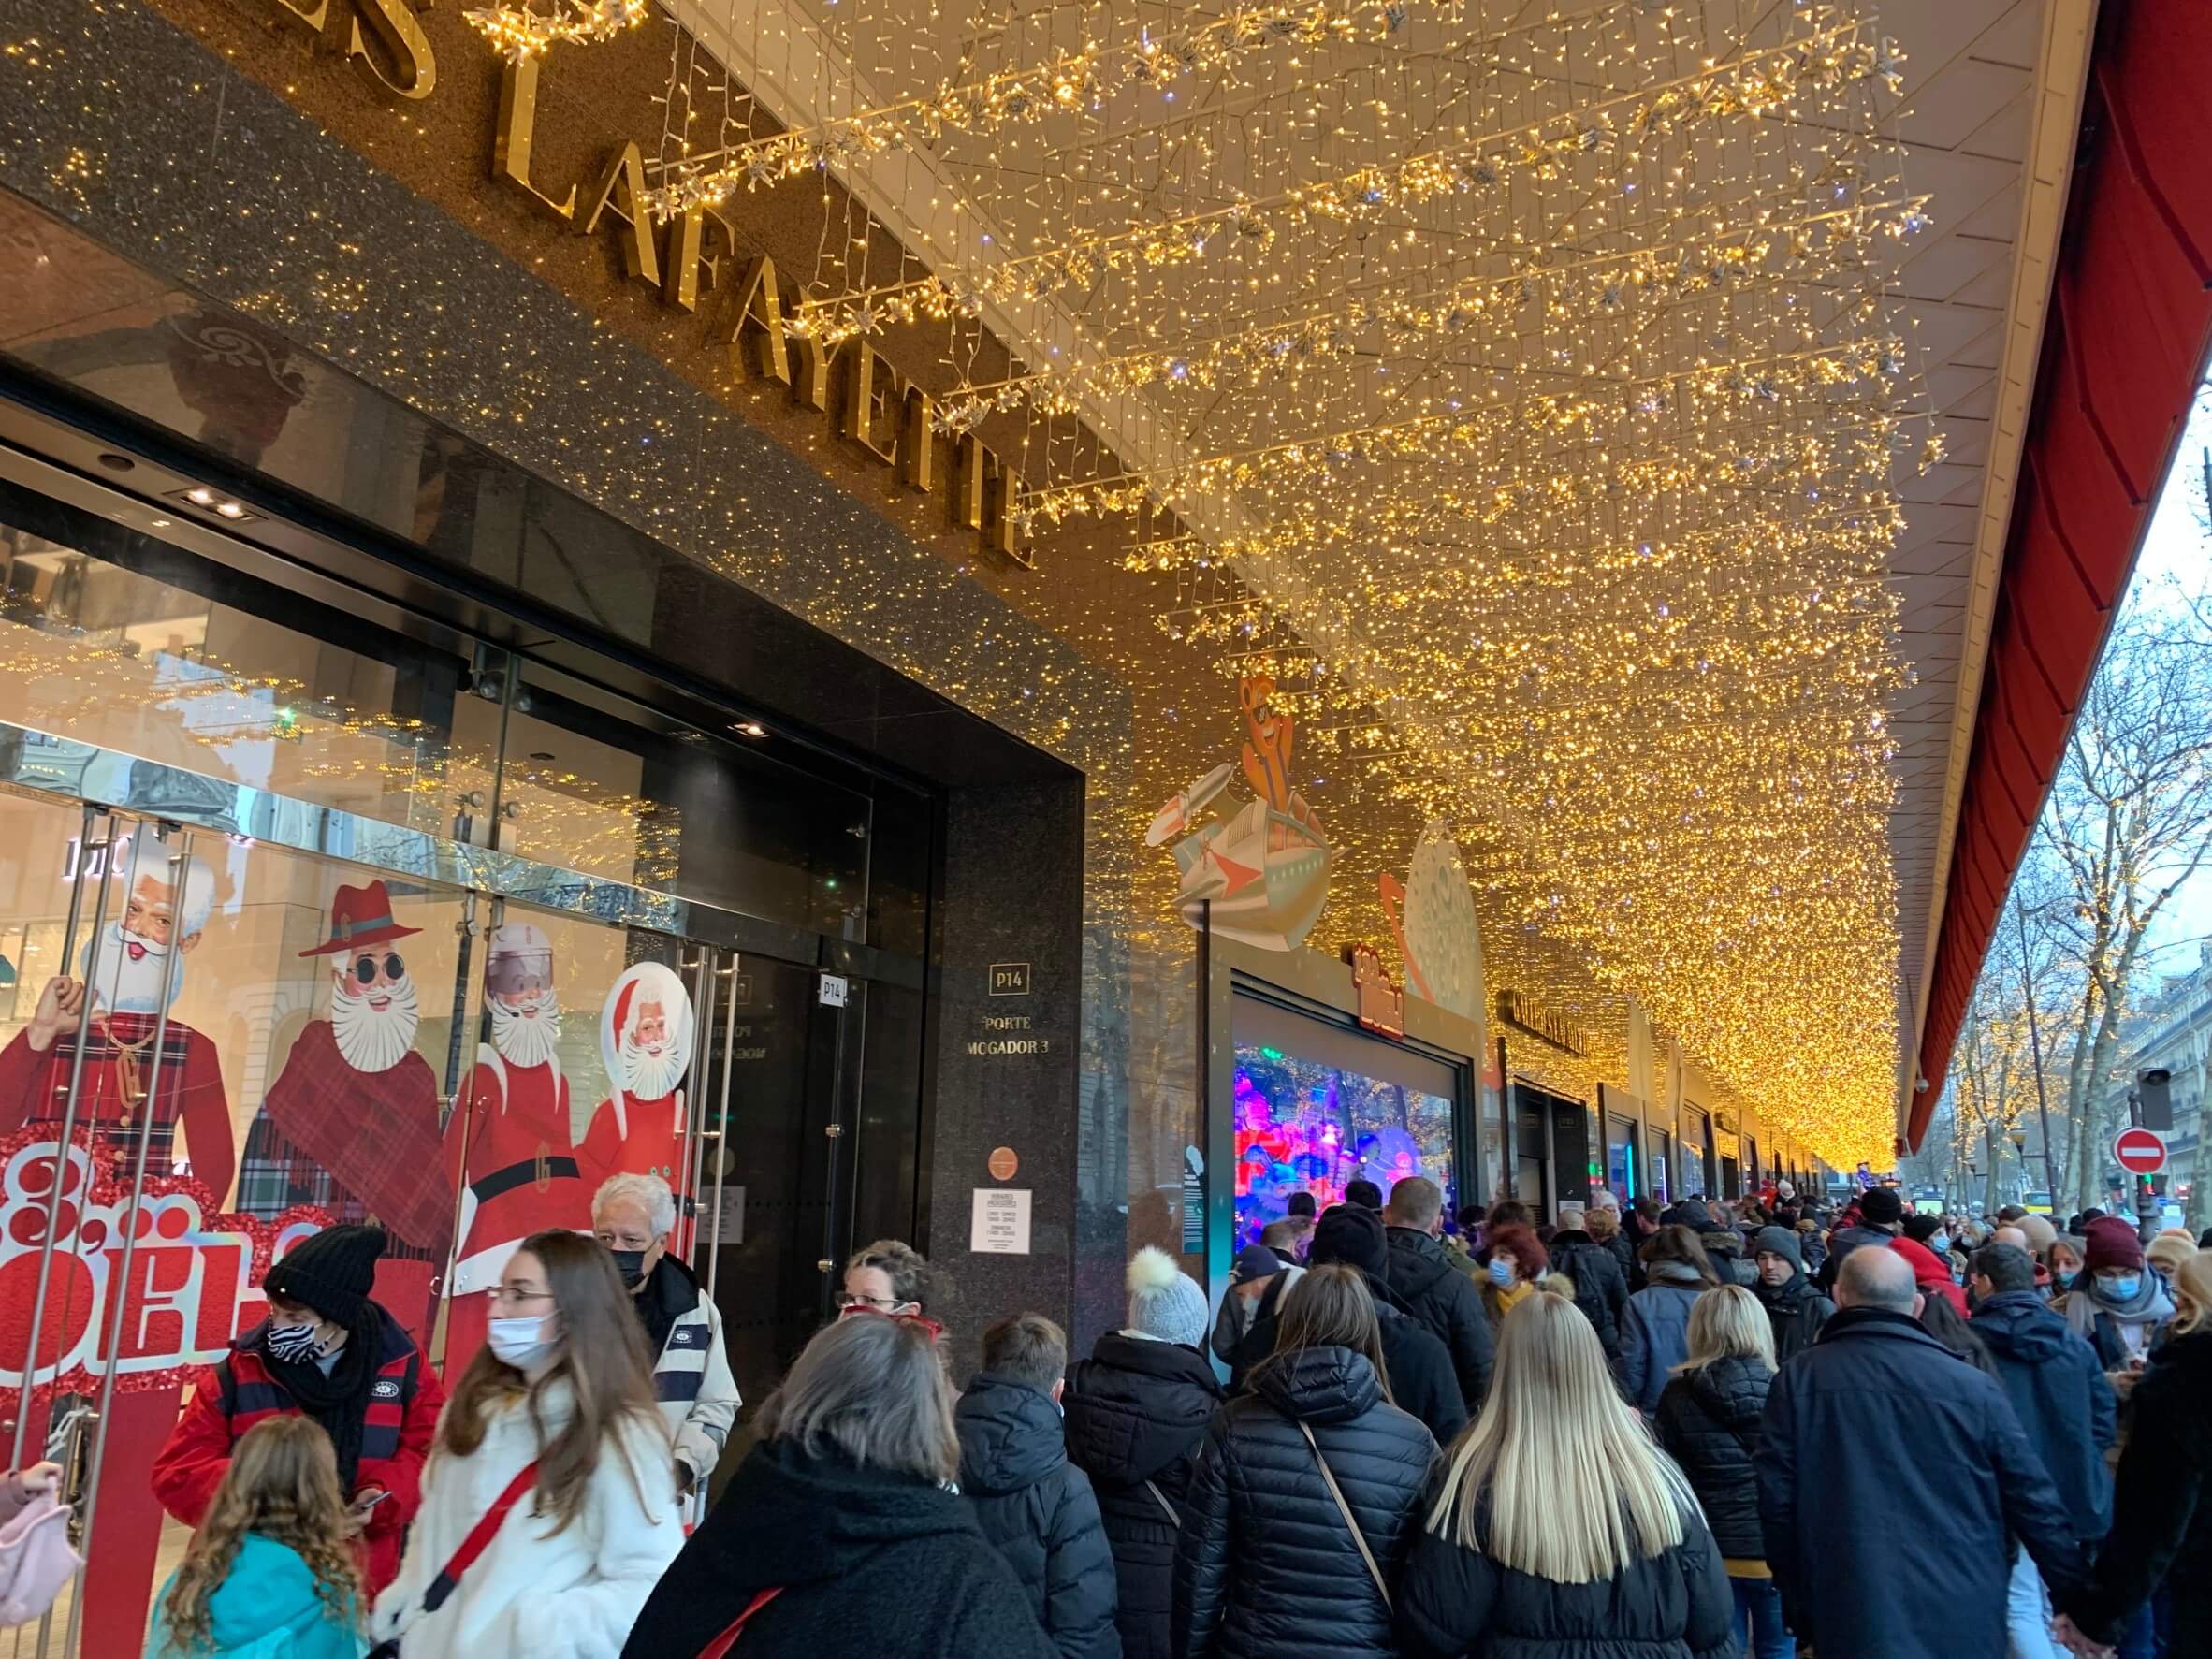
<box><xmin>733</xmin><ymin>720</ymin><xmax>767</xmax><ymax>738</ymax></box>
<box><xmin>185</xmin><ymin>487</ymin><xmax>214</xmax><ymax>506</ymax></box>
<box><xmin>166</xmin><ymin>487</ymin><xmax>256</xmax><ymax>523</ymax></box>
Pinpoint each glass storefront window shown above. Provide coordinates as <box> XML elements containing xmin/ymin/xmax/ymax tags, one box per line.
<box><xmin>500</xmin><ymin>671</ymin><xmax>872</xmax><ymax>940</ymax></box>
<box><xmin>1232</xmin><ymin>1040</ymin><xmax>1456</xmax><ymax>1246</ymax></box>
<box><xmin>1605</xmin><ymin>1116</ymin><xmax>1638</xmax><ymax>1207</ymax></box>
<box><xmin>0</xmin><ymin>492</ymin><xmax>502</xmax><ymax>839</ymax></box>
<box><xmin>0</xmin><ymin>489</ymin><xmax>941</xmax><ymax>1652</ymax></box>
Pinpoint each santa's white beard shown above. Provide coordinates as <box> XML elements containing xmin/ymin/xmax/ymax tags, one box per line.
<box><xmin>332</xmin><ymin>975</ymin><xmax>421</xmax><ymax>1073</ymax></box>
<box><xmin>81</xmin><ymin>924</ymin><xmax>181</xmax><ymax>1014</ymax></box>
<box><xmin>619</xmin><ymin>1032</ymin><xmax>686</xmax><ymax>1099</ymax></box>
<box><xmin>490</xmin><ymin>991</ymin><xmax>561</xmax><ymax>1069</ymax></box>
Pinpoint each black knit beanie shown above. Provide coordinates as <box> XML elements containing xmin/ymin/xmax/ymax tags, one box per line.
<box><xmin>264</xmin><ymin>1224</ymin><xmax>386</xmax><ymax>1327</ymax></box>
<box><xmin>1310</xmin><ymin>1203</ymin><xmax>1390</xmax><ymax>1276</ymax></box>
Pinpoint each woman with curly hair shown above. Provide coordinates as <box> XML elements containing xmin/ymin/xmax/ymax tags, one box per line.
<box><xmin>144</xmin><ymin>1414</ymin><xmax>367</xmax><ymax>1658</ymax></box>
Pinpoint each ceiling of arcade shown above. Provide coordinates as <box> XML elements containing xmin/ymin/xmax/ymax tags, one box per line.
<box><xmin>109</xmin><ymin>0</ymin><xmax>2078</xmax><ymax>1165</ymax></box>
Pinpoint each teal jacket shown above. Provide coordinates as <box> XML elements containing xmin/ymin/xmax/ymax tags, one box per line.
<box><xmin>143</xmin><ymin>1534</ymin><xmax>367</xmax><ymax>1659</ymax></box>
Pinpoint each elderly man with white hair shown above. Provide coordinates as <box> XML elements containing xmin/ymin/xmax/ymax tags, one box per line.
<box><xmin>592</xmin><ymin>1171</ymin><xmax>741</xmax><ymax>1503</ymax></box>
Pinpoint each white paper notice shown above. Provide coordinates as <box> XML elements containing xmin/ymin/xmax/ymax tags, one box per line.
<box><xmin>970</xmin><ymin>1187</ymin><xmax>1033</xmax><ymax>1255</ymax></box>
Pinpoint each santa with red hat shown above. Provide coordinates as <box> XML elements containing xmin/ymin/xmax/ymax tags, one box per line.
<box><xmin>579</xmin><ymin>962</ymin><xmax>694</xmax><ymax>1241</ymax></box>
<box><xmin>441</xmin><ymin>923</ymin><xmax>584</xmax><ymax>1375</ymax></box>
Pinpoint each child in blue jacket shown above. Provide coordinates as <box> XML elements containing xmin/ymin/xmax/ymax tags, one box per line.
<box><xmin>144</xmin><ymin>1416</ymin><xmax>367</xmax><ymax>1659</ymax></box>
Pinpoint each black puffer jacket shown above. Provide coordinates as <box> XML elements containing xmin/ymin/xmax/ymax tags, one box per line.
<box><xmin>621</xmin><ymin>1439</ymin><xmax>1057</xmax><ymax>1659</ymax></box>
<box><xmin>1548</xmin><ymin>1230</ymin><xmax>1630</xmax><ymax>1358</ymax></box>
<box><xmin>1384</xmin><ymin>1226</ymin><xmax>1494</xmax><ymax>1412</ymax></box>
<box><xmin>2069</xmin><ymin>1328</ymin><xmax>2212</xmax><ymax>1652</ymax></box>
<box><xmin>1750</xmin><ymin>1272</ymin><xmax>1833</xmax><ymax>1365</ymax></box>
<box><xmin>1652</xmin><ymin>1356</ymin><xmax>1772</xmax><ymax>1559</ymax></box>
<box><xmin>956</xmin><ymin>1372</ymin><xmax>1122</xmax><ymax>1659</ymax></box>
<box><xmin>1064</xmin><ymin>1335</ymin><xmax>1224</xmax><ymax>1659</ymax></box>
<box><xmin>1233</xmin><ymin>1272</ymin><xmax>1467</xmax><ymax>1449</ymax></box>
<box><xmin>1173</xmin><ymin>1346</ymin><xmax>1436</xmax><ymax>1658</ymax></box>
<box><xmin>1397</xmin><ymin>1493</ymin><xmax>1736</xmax><ymax>1659</ymax></box>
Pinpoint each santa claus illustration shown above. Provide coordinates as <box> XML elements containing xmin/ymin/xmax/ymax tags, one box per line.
<box><xmin>240</xmin><ymin>880</ymin><xmax>453</xmax><ymax>1342</ymax></box>
<box><xmin>441</xmin><ymin>923</ymin><xmax>583</xmax><ymax>1373</ymax></box>
<box><xmin>579</xmin><ymin>961</ymin><xmax>695</xmax><ymax>1231</ymax></box>
<box><xmin>0</xmin><ymin>852</ymin><xmax>234</xmax><ymax>1202</ymax></box>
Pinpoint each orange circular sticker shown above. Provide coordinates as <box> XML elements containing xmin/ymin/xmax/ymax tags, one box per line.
<box><xmin>987</xmin><ymin>1146</ymin><xmax>1019</xmax><ymax>1182</ymax></box>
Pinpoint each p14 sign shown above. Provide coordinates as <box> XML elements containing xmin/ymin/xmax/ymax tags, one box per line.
<box><xmin>2113</xmin><ymin>1127</ymin><xmax>2167</xmax><ymax>1177</ymax></box>
<box><xmin>0</xmin><ymin>1133</ymin><xmax>327</xmax><ymax>1400</ymax></box>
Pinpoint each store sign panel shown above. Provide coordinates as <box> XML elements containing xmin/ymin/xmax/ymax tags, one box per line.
<box><xmin>232</xmin><ymin>1</ymin><xmax>1033</xmax><ymax>565</ymax></box>
<box><xmin>0</xmin><ymin>1134</ymin><xmax>327</xmax><ymax>1399</ymax></box>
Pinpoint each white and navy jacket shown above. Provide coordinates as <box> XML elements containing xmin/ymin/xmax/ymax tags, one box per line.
<box><xmin>651</xmin><ymin>1277</ymin><xmax>742</xmax><ymax>1489</ymax></box>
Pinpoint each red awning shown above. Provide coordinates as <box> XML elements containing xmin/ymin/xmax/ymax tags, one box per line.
<box><xmin>1909</xmin><ymin>0</ymin><xmax>2212</xmax><ymax>1151</ymax></box>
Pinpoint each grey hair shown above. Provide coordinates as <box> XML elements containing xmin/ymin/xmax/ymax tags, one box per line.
<box><xmin>1555</xmin><ymin>1205</ymin><xmax>1588</xmax><ymax>1230</ymax></box>
<box><xmin>756</xmin><ymin>1313</ymin><xmax>958</xmax><ymax>1485</ymax></box>
<box><xmin>1836</xmin><ymin>1244</ymin><xmax>1916</xmax><ymax>1312</ymax></box>
<box><xmin>591</xmin><ymin>1171</ymin><xmax>677</xmax><ymax>1239</ymax></box>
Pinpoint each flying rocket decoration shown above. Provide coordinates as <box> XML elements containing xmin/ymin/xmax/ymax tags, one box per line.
<box><xmin>1146</xmin><ymin>675</ymin><xmax>1334</xmax><ymax>951</ymax></box>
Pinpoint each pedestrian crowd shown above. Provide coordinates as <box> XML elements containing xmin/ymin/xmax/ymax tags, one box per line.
<box><xmin>80</xmin><ymin>1171</ymin><xmax>2206</xmax><ymax>1657</ymax></box>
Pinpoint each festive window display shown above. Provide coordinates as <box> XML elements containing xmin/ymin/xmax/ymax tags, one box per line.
<box><xmin>1231</xmin><ymin>1043</ymin><xmax>1454</xmax><ymax>1244</ymax></box>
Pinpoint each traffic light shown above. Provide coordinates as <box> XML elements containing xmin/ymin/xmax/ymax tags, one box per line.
<box><xmin>2139</xmin><ymin>1068</ymin><xmax>2174</xmax><ymax>1131</ymax></box>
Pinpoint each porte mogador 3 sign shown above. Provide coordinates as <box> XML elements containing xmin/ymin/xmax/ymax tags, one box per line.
<box><xmin>245</xmin><ymin>0</ymin><xmax>1033</xmax><ymax>567</ymax></box>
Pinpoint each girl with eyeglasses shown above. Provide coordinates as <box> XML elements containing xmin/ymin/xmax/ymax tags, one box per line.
<box><xmin>368</xmin><ymin>1231</ymin><xmax>680</xmax><ymax>1658</ymax></box>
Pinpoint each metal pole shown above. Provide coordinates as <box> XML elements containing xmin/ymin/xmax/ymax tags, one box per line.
<box><xmin>2015</xmin><ymin>903</ymin><xmax>2062</xmax><ymax>1205</ymax></box>
<box><xmin>9</xmin><ymin>811</ymin><xmax>116</xmax><ymax>1467</ymax></box>
<box><xmin>65</xmin><ymin>830</ymin><xmax>195</xmax><ymax>1659</ymax></box>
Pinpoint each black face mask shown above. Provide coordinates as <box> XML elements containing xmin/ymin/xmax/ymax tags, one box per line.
<box><xmin>609</xmin><ymin>1249</ymin><xmax>650</xmax><ymax>1288</ymax></box>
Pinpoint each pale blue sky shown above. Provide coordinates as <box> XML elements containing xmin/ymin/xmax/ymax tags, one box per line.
<box><xmin>2120</xmin><ymin>390</ymin><xmax>2212</xmax><ymax>980</ymax></box>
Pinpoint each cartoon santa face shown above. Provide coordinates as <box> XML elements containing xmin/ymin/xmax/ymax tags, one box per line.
<box><xmin>602</xmin><ymin>962</ymin><xmax>692</xmax><ymax>1106</ymax></box>
<box><xmin>332</xmin><ymin>948</ymin><xmax>420</xmax><ymax>1073</ymax></box>
<box><xmin>82</xmin><ymin>861</ymin><xmax>215</xmax><ymax>1014</ymax></box>
<box><xmin>486</xmin><ymin>924</ymin><xmax>560</xmax><ymax>1070</ymax></box>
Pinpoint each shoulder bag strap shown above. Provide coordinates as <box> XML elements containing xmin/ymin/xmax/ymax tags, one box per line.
<box><xmin>1142</xmin><ymin>1477</ymin><xmax>1181</xmax><ymax>1528</ymax></box>
<box><xmin>1295</xmin><ymin>1419</ymin><xmax>1390</xmax><ymax>1608</ymax></box>
<box><xmin>419</xmin><ymin>1462</ymin><xmax>539</xmax><ymax>1614</ymax></box>
<box><xmin>697</xmin><ymin>1587</ymin><xmax>784</xmax><ymax>1659</ymax></box>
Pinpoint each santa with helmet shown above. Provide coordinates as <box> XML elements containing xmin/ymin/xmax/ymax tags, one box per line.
<box><xmin>441</xmin><ymin>923</ymin><xmax>583</xmax><ymax>1375</ymax></box>
<box><xmin>578</xmin><ymin>962</ymin><xmax>695</xmax><ymax>1243</ymax></box>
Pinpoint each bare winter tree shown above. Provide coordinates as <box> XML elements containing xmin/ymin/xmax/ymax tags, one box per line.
<box><xmin>2040</xmin><ymin>591</ymin><xmax>2212</xmax><ymax>1215</ymax></box>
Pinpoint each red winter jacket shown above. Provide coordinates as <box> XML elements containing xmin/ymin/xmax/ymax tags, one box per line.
<box><xmin>151</xmin><ymin>1315</ymin><xmax>444</xmax><ymax>1594</ymax></box>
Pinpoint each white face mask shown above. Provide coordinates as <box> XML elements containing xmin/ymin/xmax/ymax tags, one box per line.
<box><xmin>487</xmin><ymin>1314</ymin><xmax>555</xmax><ymax>1371</ymax></box>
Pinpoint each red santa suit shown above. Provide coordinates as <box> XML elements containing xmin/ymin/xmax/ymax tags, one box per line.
<box><xmin>441</xmin><ymin>1046</ymin><xmax>581</xmax><ymax>1375</ymax></box>
<box><xmin>0</xmin><ymin>1013</ymin><xmax>234</xmax><ymax>1202</ymax></box>
<box><xmin>577</xmin><ymin>963</ymin><xmax>696</xmax><ymax>1247</ymax></box>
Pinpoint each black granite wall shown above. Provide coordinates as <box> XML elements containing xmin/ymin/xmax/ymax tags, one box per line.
<box><xmin>924</xmin><ymin>777</ymin><xmax>1090</xmax><ymax>1377</ymax></box>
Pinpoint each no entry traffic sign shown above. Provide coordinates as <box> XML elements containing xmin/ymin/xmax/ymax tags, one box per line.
<box><xmin>2114</xmin><ymin>1127</ymin><xmax>2168</xmax><ymax>1175</ymax></box>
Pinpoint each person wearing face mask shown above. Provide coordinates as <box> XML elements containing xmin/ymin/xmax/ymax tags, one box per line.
<box><xmin>2065</xmin><ymin>1217</ymin><xmax>2176</xmax><ymax>1378</ymax></box>
<box><xmin>370</xmin><ymin>1230</ymin><xmax>680</xmax><ymax>1658</ymax></box>
<box><xmin>591</xmin><ymin>1172</ymin><xmax>740</xmax><ymax>1507</ymax></box>
<box><xmin>153</xmin><ymin>1224</ymin><xmax>444</xmax><ymax>1599</ymax></box>
<box><xmin>2046</xmin><ymin>1236</ymin><xmax>2087</xmax><ymax>1307</ymax></box>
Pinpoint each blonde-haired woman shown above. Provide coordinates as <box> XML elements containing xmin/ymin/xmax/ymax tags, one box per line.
<box><xmin>2060</xmin><ymin>1250</ymin><xmax>2212</xmax><ymax>1656</ymax></box>
<box><xmin>1652</xmin><ymin>1287</ymin><xmax>1790</xmax><ymax>1659</ymax></box>
<box><xmin>1397</xmin><ymin>1292</ymin><xmax>1732</xmax><ymax>1659</ymax></box>
<box><xmin>370</xmin><ymin>1231</ymin><xmax>682</xmax><ymax>1658</ymax></box>
<box><xmin>1176</xmin><ymin>1263</ymin><xmax>1435</xmax><ymax>1657</ymax></box>
<box><xmin>146</xmin><ymin>1417</ymin><xmax>366</xmax><ymax>1659</ymax></box>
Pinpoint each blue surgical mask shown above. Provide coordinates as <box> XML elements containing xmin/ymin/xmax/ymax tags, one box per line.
<box><xmin>2052</xmin><ymin>1270</ymin><xmax>2076</xmax><ymax>1291</ymax></box>
<box><xmin>488</xmin><ymin>1314</ymin><xmax>556</xmax><ymax>1371</ymax></box>
<box><xmin>1487</xmin><ymin>1258</ymin><xmax>1516</xmax><ymax>1289</ymax></box>
<box><xmin>1929</xmin><ymin>1231</ymin><xmax>1950</xmax><ymax>1254</ymax></box>
<box><xmin>2097</xmin><ymin>1273</ymin><xmax>2141</xmax><ymax>1302</ymax></box>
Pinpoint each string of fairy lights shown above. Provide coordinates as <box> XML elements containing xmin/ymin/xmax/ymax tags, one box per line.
<box><xmin>456</xmin><ymin>0</ymin><xmax>1934</xmax><ymax>1165</ymax></box>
